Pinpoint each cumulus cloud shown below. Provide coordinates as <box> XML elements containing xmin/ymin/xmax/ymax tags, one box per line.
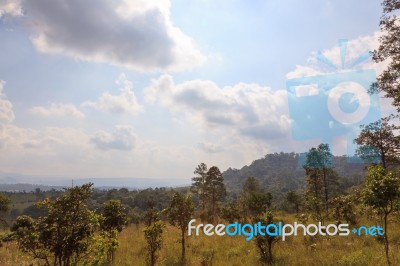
<box><xmin>286</xmin><ymin>32</ymin><xmax>395</xmax><ymax>115</ymax></box>
<box><xmin>17</xmin><ymin>0</ymin><xmax>205</xmax><ymax>72</ymax></box>
<box><xmin>82</xmin><ymin>73</ymin><xmax>143</xmax><ymax>115</ymax></box>
<box><xmin>91</xmin><ymin>125</ymin><xmax>136</xmax><ymax>151</ymax></box>
<box><xmin>287</xmin><ymin>32</ymin><xmax>384</xmax><ymax>79</ymax></box>
<box><xmin>0</xmin><ymin>0</ymin><xmax>22</xmax><ymax>17</ymax></box>
<box><xmin>0</xmin><ymin>80</ymin><xmax>15</xmax><ymax>123</ymax></box>
<box><xmin>145</xmin><ymin>75</ymin><xmax>290</xmax><ymax>141</ymax></box>
<box><xmin>29</xmin><ymin>103</ymin><xmax>85</xmax><ymax>118</ymax></box>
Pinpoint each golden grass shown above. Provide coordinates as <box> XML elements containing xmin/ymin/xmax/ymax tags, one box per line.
<box><xmin>1</xmin><ymin>214</ymin><xmax>400</xmax><ymax>265</ymax></box>
<box><xmin>114</xmin><ymin>215</ymin><xmax>400</xmax><ymax>266</ymax></box>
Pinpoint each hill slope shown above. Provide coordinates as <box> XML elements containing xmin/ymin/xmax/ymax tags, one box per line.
<box><xmin>222</xmin><ymin>152</ymin><xmax>366</xmax><ymax>195</ymax></box>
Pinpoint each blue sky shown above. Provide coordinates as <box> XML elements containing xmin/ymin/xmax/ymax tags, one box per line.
<box><xmin>0</xmin><ymin>0</ymin><xmax>392</xmax><ymax>181</ymax></box>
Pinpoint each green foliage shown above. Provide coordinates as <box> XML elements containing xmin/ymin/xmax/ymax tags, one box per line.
<box><xmin>304</xmin><ymin>144</ymin><xmax>340</xmax><ymax>221</ymax></box>
<box><xmin>191</xmin><ymin>163</ymin><xmax>208</xmax><ymax>210</ymax></box>
<box><xmin>223</xmin><ymin>153</ymin><xmax>306</xmax><ymax>196</ymax></box>
<box><xmin>11</xmin><ymin>183</ymin><xmax>106</xmax><ymax>266</ymax></box>
<box><xmin>254</xmin><ymin>211</ymin><xmax>278</xmax><ymax>265</ymax></box>
<box><xmin>303</xmin><ymin>143</ymin><xmax>333</xmax><ymax>169</ymax></box>
<box><xmin>286</xmin><ymin>191</ymin><xmax>302</xmax><ymax>214</ymax></box>
<box><xmin>127</xmin><ymin>207</ymin><xmax>143</xmax><ymax>226</ymax></box>
<box><xmin>304</xmin><ymin>192</ymin><xmax>323</xmax><ymax>222</ymax></box>
<box><xmin>144</xmin><ymin>220</ymin><xmax>164</xmax><ymax>266</ymax></box>
<box><xmin>100</xmin><ymin>199</ymin><xmax>127</xmax><ymax>263</ymax></box>
<box><xmin>240</xmin><ymin>177</ymin><xmax>272</xmax><ymax>219</ymax></box>
<box><xmin>242</xmin><ymin>176</ymin><xmax>261</xmax><ymax>195</ymax></box>
<box><xmin>144</xmin><ymin>201</ymin><xmax>160</xmax><ymax>226</ymax></box>
<box><xmin>204</xmin><ymin>166</ymin><xmax>227</xmax><ymax>222</ymax></box>
<box><xmin>221</xmin><ymin>201</ymin><xmax>241</xmax><ymax>223</ymax></box>
<box><xmin>362</xmin><ymin>165</ymin><xmax>400</xmax><ymax>213</ymax></box>
<box><xmin>101</xmin><ymin>199</ymin><xmax>127</xmax><ymax>233</ymax></box>
<box><xmin>166</xmin><ymin>193</ymin><xmax>194</xmax><ymax>230</ymax></box>
<box><xmin>331</xmin><ymin>194</ymin><xmax>357</xmax><ymax>225</ymax></box>
<box><xmin>223</xmin><ymin>152</ymin><xmax>364</xmax><ymax>206</ymax></box>
<box><xmin>0</xmin><ymin>193</ymin><xmax>11</xmax><ymax>213</ymax></box>
<box><xmin>362</xmin><ymin>165</ymin><xmax>400</xmax><ymax>265</ymax></box>
<box><xmin>131</xmin><ymin>187</ymin><xmax>174</xmax><ymax>211</ymax></box>
<box><xmin>166</xmin><ymin>192</ymin><xmax>194</xmax><ymax>260</ymax></box>
<box><xmin>11</xmin><ymin>215</ymin><xmax>38</xmax><ymax>255</ymax></box>
<box><xmin>354</xmin><ymin>116</ymin><xmax>400</xmax><ymax>169</ymax></box>
<box><xmin>0</xmin><ymin>192</ymin><xmax>11</xmax><ymax>225</ymax></box>
<box><xmin>372</xmin><ymin>0</ymin><xmax>400</xmax><ymax>111</ymax></box>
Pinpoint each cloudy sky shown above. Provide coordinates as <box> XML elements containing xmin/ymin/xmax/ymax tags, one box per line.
<box><xmin>0</xmin><ymin>0</ymin><xmax>394</xmax><ymax>182</ymax></box>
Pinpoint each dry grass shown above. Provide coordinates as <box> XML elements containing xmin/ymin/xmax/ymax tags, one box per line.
<box><xmin>1</xmin><ymin>214</ymin><xmax>400</xmax><ymax>265</ymax></box>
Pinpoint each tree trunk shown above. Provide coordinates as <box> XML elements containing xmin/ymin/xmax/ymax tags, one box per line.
<box><xmin>181</xmin><ymin>228</ymin><xmax>185</xmax><ymax>260</ymax></box>
<box><xmin>151</xmin><ymin>250</ymin><xmax>156</xmax><ymax>266</ymax></box>
<box><xmin>268</xmin><ymin>239</ymin><xmax>273</xmax><ymax>265</ymax></box>
<box><xmin>381</xmin><ymin>148</ymin><xmax>387</xmax><ymax>169</ymax></box>
<box><xmin>322</xmin><ymin>168</ymin><xmax>329</xmax><ymax>216</ymax></box>
<box><xmin>313</xmin><ymin>176</ymin><xmax>322</xmax><ymax>223</ymax></box>
<box><xmin>384</xmin><ymin>212</ymin><xmax>390</xmax><ymax>265</ymax></box>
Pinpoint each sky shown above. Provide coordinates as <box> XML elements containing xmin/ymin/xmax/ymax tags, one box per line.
<box><xmin>0</xmin><ymin>0</ymin><xmax>395</xmax><ymax>182</ymax></box>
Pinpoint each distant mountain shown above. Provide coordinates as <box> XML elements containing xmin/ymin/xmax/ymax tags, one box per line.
<box><xmin>0</xmin><ymin>153</ymin><xmax>366</xmax><ymax>193</ymax></box>
<box><xmin>0</xmin><ymin>183</ymin><xmax>63</xmax><ymax>192</ymax></box>
<box><xmin>71</xmin><ymin>177</ymin><xmax>190</xmax><ymax>189</ymax></box>
<box><xmin>0</xmin><ymin>172</ymin><xmax>190</xmax><ymax>192</ymax></box>
<box><xmin>222</xmin><ymin>152</ymin><xmax>366</xmax><ymax>195</ymax></box>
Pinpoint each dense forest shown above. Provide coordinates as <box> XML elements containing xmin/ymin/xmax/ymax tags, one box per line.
<box><xmin>0</xmin><ymin>151</ymin><xmax>368</xmax><ymax>232</ymax></box>
<box><xmin>223</xmin><ymin>152</ymin><xmax>366</xmax><ymax>199</ymax></box>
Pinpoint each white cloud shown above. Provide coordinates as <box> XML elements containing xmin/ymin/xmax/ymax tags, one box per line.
<box><xmin>29</xmin><ymin>103</ymin><xmax>85</xmax><ymax>118</ymax></box>
<box><xmin>197</xmin><ymin>141</ymin><xmax>224</xmax><ymax>153</ymax></box>
<box><xmin>0</xmin><ymin>0</ymin><xmax>22</xmax><ymax>17</ymax></box>
<box><xmin>286</xmin><ymin>32</ymin><xmax>396</xmax><ymax>116</ymax></box>
<box><xmin>82</xmin><ymin>73</ymin><xmax>143</xmax><ymax>115</ymax></box>
<box><xmin>18</xmin><ymin>0</ymin><xmax>205</xmax><ymax>72</ymax></box>
<box><xmin>0</xmin><ymin>80</ymin><xmax>15</xmax><ymax>123</ymax></box>
<box><xmin>145</xmin><ymin>75</ymin><xmax>290</xmax><ymax>141</ymax></box>
<box><xmin>91</xmin><ymin>125</ymin><xmax>136</xmax><ymax>151</ymax></box>
<box><xmin>287</xmin><ymin>32</ymin><xmax>385</xmax><ymax>79</ymax></box>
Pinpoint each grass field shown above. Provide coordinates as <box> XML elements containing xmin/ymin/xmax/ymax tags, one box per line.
<box><xmin>1</xmin><ymin>213</ymin><xmax>400</xmax><ymax>265</ymax></box>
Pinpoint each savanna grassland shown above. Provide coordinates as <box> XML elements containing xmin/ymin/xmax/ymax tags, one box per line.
<box><xmin>1</xmin><ymin>212</ymin><xmax>400</xmax><ymax>266</ymax></box>
<box><xmin>0</xmin><ymin>152</ymin><xmax>400</xmax><ymax>266</ymax></box>
<box><xmin>113</xmin><ymin>216</ymin><xmax>400</xmax><ymax>266</ymax></box>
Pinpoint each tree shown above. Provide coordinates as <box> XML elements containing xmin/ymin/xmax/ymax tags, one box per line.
<box><xmin>204</xmin><ymin>166</ymin><xmax>226</xmax><ymax>221</ymax></box>
<box><xmin>372</xmin><ymin>0</ymin><xmax>400</xmax><ymax>111</ymax></box>
<box><xmin>144</xmin><ymin>221</ymin><xmax>164</xmax><ymax>266</ymax></box>
<box><xmin>100</xmin><ymin>199</ymin><xmax>127</xmax><ymax>263</ymax></box>
<box><xmin>101</xmin><ymin>200</ymin><xmax>127</xmax><ymax>233</ymax></box>
<box><xmin>254</xmin><ymin>211</ymin><xmax>279</xmax><ymax>265</ymax></box>
<box><xmin>221</xmin><ymin>201</ymin><xmax>241</xmax><ymax>223</ymax></box>
<box><xmin>11</xmin><ymin>183</ymin><xmax>103</xmax><ymax>266</ymax></box>
<box><xmin>331</xmin><ymin>194</ymin><xmax>357</xmax><ymax>225</ymax></box>
<box><xmin>286</xmin><ymin>191</ymin><xmax>302</xmax><ymax>215</ymax></box>
<box><xmin>242</xmin><ymin>176</ymin><xmax>261</xmax><ymax>196</ymax></box>
<box><xmin>354</xmin><ymin>116</ymin><xmax>400</xmax><ymax>169</ymax></box>
<box><xmin>362</xmin><ymin>165</ymin><xmax>400</xmax><ymax>265</ymax></box>
<box><xmin>144</xmin><ymin>200</ymin><xmax>159</xmax><ymax>226</ymax></box>
<box><xmin>303</xmin><ymin>144</ymin><xmax>339</xmax><ymax>220</ymax></box>
<box><xmin>165</xmin><ymin>192</ymin><xmax>194</xmax><ymax>260</ymax></box>
<box><xmin>191</xmin><ymin>163</ymin><xmax>208</xmax><ymax>210</ymax></box>
<box><xmin>241</xmin><ymin>177</ymin><xmax>272</xmax><ymax>218</ymax></box>
<box><xmin>0</xmin><ymin>193</ymin><xmax>11</xmax><ymax>225</ymax></box>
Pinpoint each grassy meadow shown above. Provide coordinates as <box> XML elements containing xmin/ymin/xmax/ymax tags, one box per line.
<box><xmin>1</xmin><ymin>213</ymin><xmax>400</xmax><ymax>266</ymax></box>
